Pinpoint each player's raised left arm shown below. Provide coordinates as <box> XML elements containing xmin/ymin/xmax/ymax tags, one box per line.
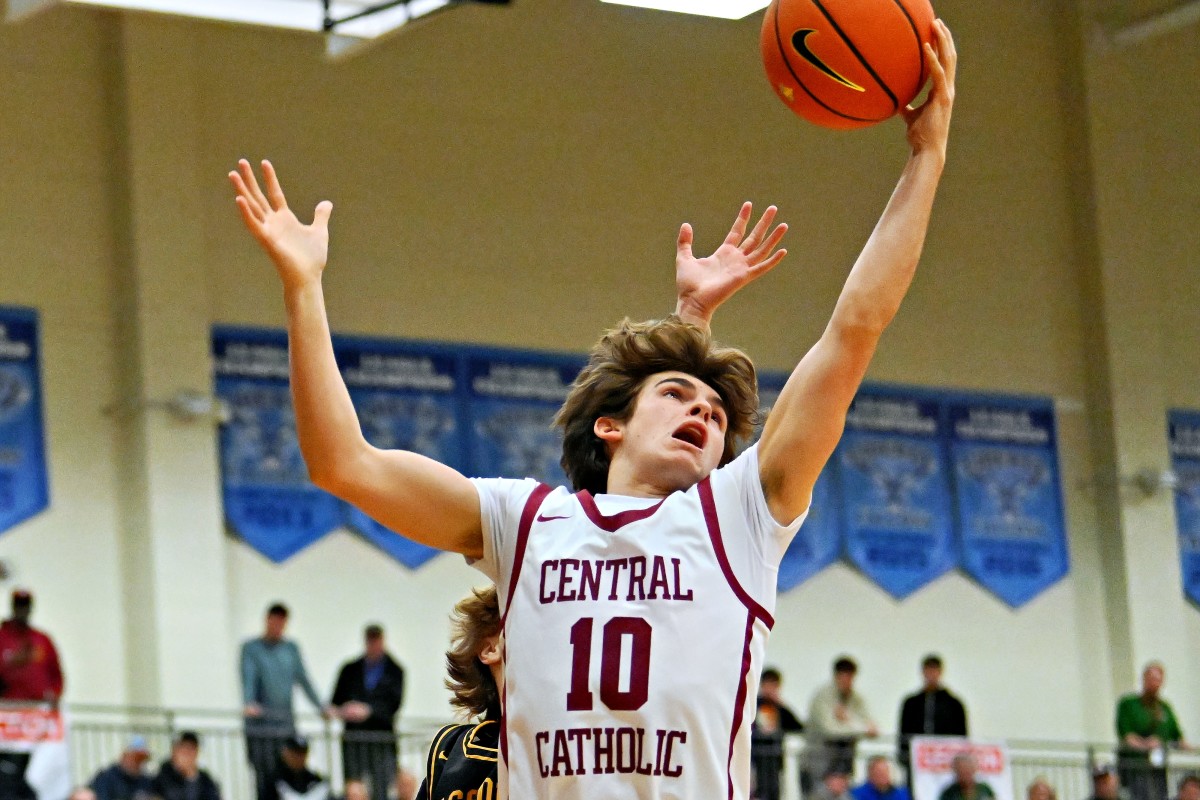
<box><xmin>758</xmin><ymin>19</ymin><xmax>956</xmax><ymax>523</ymax></box>
<box><xmin>674</xmin><ymin>202</ymin><xmax>788</xmax><ymax>331</ymax></box>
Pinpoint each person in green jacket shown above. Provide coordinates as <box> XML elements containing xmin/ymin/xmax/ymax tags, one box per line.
<box><xmin>1116</xmin><ymin>662</ymin><xmax>1190</xmax><ymax>800</ymax></box>
<box><xmin>938</xmin><ymin>753</ymin><xmax>996</xmax><ymax>800</ymax></box>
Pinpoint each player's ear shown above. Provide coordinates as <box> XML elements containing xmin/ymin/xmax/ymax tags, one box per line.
<box><xmin>479</xmin><ymin>634</ymin><xmax>502</xmax><ymax>666</ymax></box>
<box><xmin>594</xmin><ymin>416</ymin><xmax>623</xmax><ymax>446</ymax></box>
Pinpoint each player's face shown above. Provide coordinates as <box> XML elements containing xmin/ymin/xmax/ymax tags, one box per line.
<box><xmin>608</xmin><ymin>371</ymin><xmax>728</xmax><ymax>491</ymax></box>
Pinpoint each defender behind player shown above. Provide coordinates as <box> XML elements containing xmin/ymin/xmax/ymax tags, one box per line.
<box><xmin>418</xmin><ymin>586</ymin><xmax>503</xmax><ymax>800</ymax></box>
<box><xmin>229</xmin><ymin>19</ymin><xmax>955</xmax><ymax>799</ymax></box>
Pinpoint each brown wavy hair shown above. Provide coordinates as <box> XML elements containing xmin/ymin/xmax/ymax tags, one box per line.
<box><xmin>554</xmin><ymin>316</ymin><xmax>759</xmax><ymax>494</ymax></box>
<box><xmin>444</xmin><ymin>585</ymin><xmax>501</xmax><ymax>719</ymax></box>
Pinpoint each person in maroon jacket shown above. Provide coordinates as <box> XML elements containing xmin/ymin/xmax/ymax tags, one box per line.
<box><xmin>0</xmin><ymin>589</ymin><xmax>64</xmax><ymax>705</ymax></box>
<box><xmin>0</xmin><ymin>588</ymin><xmax>64</xmax><ymax>800</ymax></box>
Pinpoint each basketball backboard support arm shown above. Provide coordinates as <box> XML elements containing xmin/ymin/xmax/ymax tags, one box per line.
<box><xmin>5</xmin><ymin>0</ymin><xmax>510</xmax><ymax>60</ymax></box>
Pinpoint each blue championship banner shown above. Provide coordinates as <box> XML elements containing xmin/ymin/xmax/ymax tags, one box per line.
<box><xmin>213</xmin><ymin>327</ymin><xmax>342</xmax><ymax>562</ymax></box>
<box><xmin>466</xmin><ymin>350</ymin><xmax>584</xmax><ymax>484</ymax></box>
<box><xmin>756</xmin><ymin>371</ymin><xmax>841</xmax><ymax>591</ymax></box>
<box><xmin>0</xmin><ymin>307</ymin><xmax>49</xmax><ymax>535</ymax></box>
<box><xmin>337</xmin><ymin>336</ymin><xmax>464</xmax><ymax>569</ymax></box>
<box><xmin>949</xmin><ymin>397</ymin><xmax>1067</xmax><ymax>607</ymax></box>
<box><xmin>839</xmin><ymin>388</ymin><xmax>956</xmax><ymax>599</ymax></box>
<box><xmin>1169</xmin><ymin>410</ymin><xmax>1200</xmax><ymax>605</ymax></box>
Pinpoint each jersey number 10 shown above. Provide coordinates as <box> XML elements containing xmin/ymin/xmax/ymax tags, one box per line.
<box><xmin>566</xmin><ymin>617</ymin><xmax>652</xmax><ymax>712</ymax></box>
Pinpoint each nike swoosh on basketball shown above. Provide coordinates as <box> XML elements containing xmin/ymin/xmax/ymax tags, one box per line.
<box><xmin>536</xmin><ymin>513</ymin><xmax>571</xmax><ymax>522</ymax></box>
<box><xmin>791</xmin><ymin>29</ymin><xmax>866</xmax><ymax>92</ymax></box>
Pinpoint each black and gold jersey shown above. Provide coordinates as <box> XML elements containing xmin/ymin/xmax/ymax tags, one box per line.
<box><xmin>417</xmin><ymin>719</ymin><xmax>499</xmax><ymax>800</ymax></box>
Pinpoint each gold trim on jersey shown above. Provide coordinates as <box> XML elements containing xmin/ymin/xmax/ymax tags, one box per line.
<box><xmin>463</xmin><ymin>719</ymin><xmax>499</xmax><ymax>761</ymax></box>
<box><xmin>427</xmin><ymin>724</ymin><xmax>462</xmax><ymax>800</ymax></box>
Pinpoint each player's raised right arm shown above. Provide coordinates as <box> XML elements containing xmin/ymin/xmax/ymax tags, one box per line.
<box><xmin>229</xmin><ymin>159</ymin><xmax>484</xmax><ymax>559</ymax></box>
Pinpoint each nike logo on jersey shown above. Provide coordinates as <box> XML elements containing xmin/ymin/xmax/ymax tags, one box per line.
<box><xmin>437</xmin><ymin>752</ymin><xmax>448</xmax><ymax>761</ymax></box>
<box><xmin>791</xmin><ymin>29</ymin><xmax>866</xmax><ymax>92</ymax></box>
<box><xmin>536</xmin><ymin>513</ymin><xmax>571</xmax><ymax>522</ymax></box>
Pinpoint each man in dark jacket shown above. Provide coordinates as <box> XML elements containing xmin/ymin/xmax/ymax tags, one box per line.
<box><xmin>151</xmin><ymin>731</ymin><xmax>221</xmax><ymax>800</ymax></box>
<box><xmin>899</xmin><ymin>655</ymin><xmax>968</xmax><ymax>793</ymax></box>
<box><xmin>89</xmin><ymin>736</ymin><xmax>153</xmax><ymax>800</ymax></box>
<box><xmin>752</xmin><ymin>667</ymin><xmax>805</xmax><ymax>800</ymax></box>
<box><xmin>332</xmin><ymin>624</ymin><xmax>405</xmax><ymax>800</ymax></box>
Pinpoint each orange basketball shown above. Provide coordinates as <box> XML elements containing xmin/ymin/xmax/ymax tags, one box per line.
<box><xmin>761</xmin><ymin>0</ymin><xmax>936</xmax><ymax>130</ymax></box>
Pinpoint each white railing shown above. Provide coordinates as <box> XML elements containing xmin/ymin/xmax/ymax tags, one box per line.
<box><xmin>63</xmin><ymin>703</ymin><xmax>448</xmax><ymax>799</ymax></box>
<box><xmin>24</xmin><ymin>703</ymin><xmax>1200</xmax><ymax>800</ymax></box>
<box><xmin>774</xmin><ymin>736</ymin><xmax>1200</xmax><ymax>800</ymax></box>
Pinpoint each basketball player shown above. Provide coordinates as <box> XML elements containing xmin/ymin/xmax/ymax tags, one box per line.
<box><xmin>417</xmin><ymin>585</ymin><xmax>503</xmax><ymax>800</ymax></box>
<box><xmin>229</xmin><ymin>19</ymin><xmax>955</xmax><ymax>799</ymax></box>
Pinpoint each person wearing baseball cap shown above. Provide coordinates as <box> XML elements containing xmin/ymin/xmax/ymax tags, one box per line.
<box><xmin>88</xmin><ymin>736</ymin><xmax>154</xmax><ymax>800</ymax></box>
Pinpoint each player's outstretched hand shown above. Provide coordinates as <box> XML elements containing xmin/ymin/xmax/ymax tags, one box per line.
<box><xmin>901</xmin><ymin>18</ymin><xmax>956</xmax><ymax>160</ymax></box>
<box><xmin>229</xmin><ymin>159</ymin><xmax>332</xmax><ymax>291</ymax></box>
<box><xmin>675</xmin><ymin>202</ymin><xmax>788</xmax><ymax>329</ymax></box>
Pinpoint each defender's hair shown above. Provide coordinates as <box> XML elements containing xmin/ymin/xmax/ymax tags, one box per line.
<box><xmin>444</xmin><ymin>585</ymin><xmax>501</xmax><ymax>719</ymax></box>
<box><xmin>555</xmin><ymin>316</ymin><xmax>759</xmax><ymax>494</ymax></box>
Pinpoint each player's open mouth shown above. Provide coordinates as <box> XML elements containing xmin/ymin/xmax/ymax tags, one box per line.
<box><xmin>672</xmin><ymin>421</ymin><xmax>707</xmax><ymax>451</ymax></box>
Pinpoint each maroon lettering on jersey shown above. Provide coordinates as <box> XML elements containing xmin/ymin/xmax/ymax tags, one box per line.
<box><xmin>533</xmin><ymin>726</ymin><xmax>688</xmax><ymax>781</ymax></box>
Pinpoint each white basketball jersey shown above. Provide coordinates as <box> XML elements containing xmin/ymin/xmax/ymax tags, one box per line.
<box><xmin>472</xmin><ymin>444</ymin><xmax>804</xmax><ymax>800</ymax></box>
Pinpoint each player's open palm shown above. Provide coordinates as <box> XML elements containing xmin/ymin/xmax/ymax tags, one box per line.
<box><xmin>675</xmin><ymin>202</ymin><xmax>788</xmax><ymax>325</ymax></box>
<box><xmin>229</xmin><ymin>159</ymin><xmax>332</xmax><ymax>290</ymax></box>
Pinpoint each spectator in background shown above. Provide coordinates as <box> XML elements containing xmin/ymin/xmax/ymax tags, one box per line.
<box><xmin>1174</xmin><ymin>775</ymin><xmax>1200</xmax><ymax>800</ymax></box>
<box><xmin>853</xmin><ymin>756</ymin><xmax>911</xmax><ymax>800</ymax></box>
<box><xmin>395</xmin><ymin>769</ymin><xmax>419</xmax><ymax>800</ymax></box>
<box><xmin>265</xmin><ymin>735</ymin><xmax>330</xmax><ymax>800</ymax></box>
<box><xmin>0</xmin><ymin>589</ymin><xmax>63</xmax><ymax>704</ymax></box>
<box><xmin>241</xmin><ymin>603</ymin><xmax>330</xmax><ymax>800</ymax></box>
<box><xmin>1116</xmin><ymin>661</ymin><xmax>1189</xmax><ymax>800</ymax></box>
<box><xmin>805</xmin><ymin>656</ymin><xmax>878</xmax><ymax>791</ymax></box>
<box><xmin>331</xmin><ymin>624</ymin><xmax>405</xmax><ymax>800</ymax></box>
<box><xmin>151</xmin><ymin>730</ymin><xmax>221</xmax><ymax>800</ymax></box>
<box><xmin>341</xmin><ymin>779</ymin><xmax>369</xmax><ymax>800</ymax></box>
<box><xmin>815</xmin><ymin>767</ymin><xmax>854</xmax><ymax>800</ymax></box>
<box><xmin>899</xmin><ymin>655</ymin><xmax>968</xmax><ymax>794</ymax></box>
<box><xmin>752</xmin><ymin>666</ymin><xmax>804</xmax><ymax>800</ymax></box>
<box><xmin>0</xmin><ymin>589</ymin><xmax>65</xmax><ymax>800</ymax></box>
<box><xmin>89</xmin><ymin>735</ymin><xmax>153</xmax><ymax>800</ymax></box>
<box><xmin>1026</xmin><ymin>776</ymin><xmax>1057</xmax><ymax>800</ymax></box>
<box><xmin>1087</xmin><ymin>765</ymin><xmax>1125</xmax><ymax>800</ymax></box>
<box><xmin>937</xmin><ymin>752</ymin><xmax>994</xmax><ymax>800</ymax></box>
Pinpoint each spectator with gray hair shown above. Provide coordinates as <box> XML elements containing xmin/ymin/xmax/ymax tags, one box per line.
<box><xmin>853</xmin><ymin>756</ymin><xmax>911</xmax><ymax>800</ymax></box>
<box><xmin>937</xmin><ymin>752</ymin><xmax>994</xmax><ymax>800</ymax></box>
<box><xmin>1025</xmin><ymin>776</ymin><xmax>1056</xmax><ymax>800</ymax></box>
